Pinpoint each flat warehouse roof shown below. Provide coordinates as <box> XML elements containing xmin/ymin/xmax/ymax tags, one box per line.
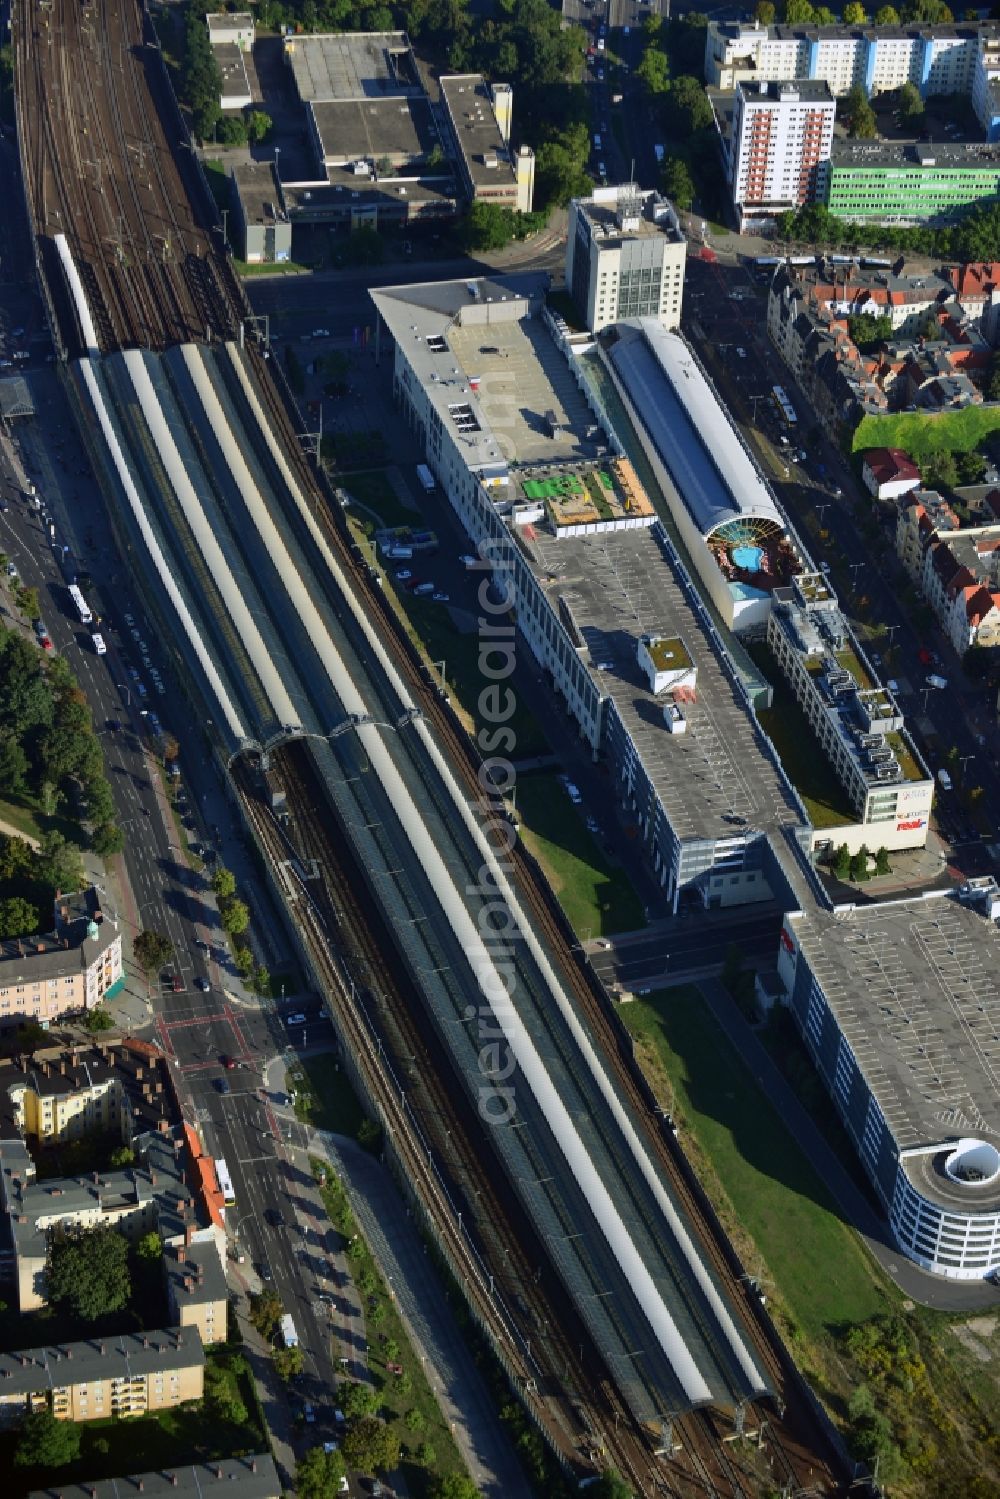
<box><xmin>311</xmin><ymin>96</ymin><xmax>437</xmax><ymax>163</ymax></box>
<box><xmin>788</xmin><ymin>893</ymin><xmax>1000</xmax><ymax>1205</ymax></box>
<box><xmin>529</xmin><ymin>526</ymin><xmax>805</xmax><ymax>842</ymax></box>
<box><xmin>440</xmin><ymin>75</ymin><xmax>516</xmax><ymax>186</ymax></box>
<box><xmin>602</xmin><ymin>321</ymin><xmax>784</xmax><ymax>541</ymax></box>
<box><xmin>285</xmin><ymin>31</ymin><xmax>418</xmax><ymax>103</ymax></box>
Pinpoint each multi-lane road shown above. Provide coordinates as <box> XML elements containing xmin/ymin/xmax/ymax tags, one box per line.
<box><xmin>0</xmin><ymin>355</ymin><xmax>350</xmax><ymax>1452</ymax></box>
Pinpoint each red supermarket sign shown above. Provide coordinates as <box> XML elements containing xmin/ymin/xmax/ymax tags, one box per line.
<box><xmin>780</xmin><ymin>927</ymin><xmax>795</xmax><ymax>954</ymax></box>
<box><xmin>897</xmin><ymin>818</ymin><xmax>926</xmax><ymax>832</ymax></box>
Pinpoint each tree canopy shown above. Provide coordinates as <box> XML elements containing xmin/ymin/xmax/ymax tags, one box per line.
<box><xmin>776</xmin><ymin>196</ymin><xmax>1000</xmax><ymax>264</ymax></box>
<box><xmin>14</xmin><ymin>1408</ymin><xmax>81</xmax><ymax>1469</ymax></box>
<box><xmin>46</xmin><ymin>1225</ymin><xmax>131</xmax><ymax>1322</ymax></box>
<box><xmin>341</xmin><ymin>1416</ymin><xmax>400</xmax><ymax>1474</ymax></box>
<box><xmin>296</xmin><ymin>1447</ymin><xmax>347</xmax><ymax>1499</ymax></box>
<box><xmin>134</xmin><ymin>929</ymin><xmax>173</xmax><ymax>974</ymax></box>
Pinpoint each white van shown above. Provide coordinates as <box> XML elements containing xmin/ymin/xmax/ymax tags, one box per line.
<box><xmin>937</xmin><ymin>767</ymin><xmax>953</xmax><ymax>792</ymax></box>
<box><xmin>593</xmin><ymin>133</ymin><xmax>602</xmax><ymax>151</ymax></box>
<box><xmin>91</xmin><ymin>633</ymin><xmax>107</xmax><ymax>656</ymax></box>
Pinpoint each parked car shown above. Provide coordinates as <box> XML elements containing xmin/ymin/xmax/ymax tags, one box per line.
<box><xmin>926</xmin><ymin>673</ymin><xmax>948</xmax><ymax>689</ymax></box>
<box><xmin>286</xmin><ymin>1011</ymin><xmax>308</xmax><ymax>1026</ymax></box>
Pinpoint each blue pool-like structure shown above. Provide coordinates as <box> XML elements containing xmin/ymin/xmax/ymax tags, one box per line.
<box><xmin>732</xmin><ymin>544</ymin><xmax>764</xmax><ymax>571</ymax></box>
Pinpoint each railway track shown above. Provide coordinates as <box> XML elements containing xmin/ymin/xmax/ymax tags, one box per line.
<box><xmin>15</xmin><ymin>0</ymin><xmax>233</xmax><ymax>351</ymax></box>
<box><xmin>235</xmin><ymin>344</ymin><xmax>846</xmax><ymax>1496</ymax></box>
<box><xmin>239</xmin><ymin>743</ymin><xmax>737</xmax><ymax>1498</ymax></box>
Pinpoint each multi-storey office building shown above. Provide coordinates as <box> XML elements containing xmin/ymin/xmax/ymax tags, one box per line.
<box><xmin>565</xmin><ymin>185</ymin><xmax>686</xmax><ymax>334</ymax></box>
<box><xmin>825</xmin><ymin>139</ymin><xmax>1000</xmax><ymax>224</ymax></box>
<box><xmin>728</xmin><ymin>79</ymin><xmax>835</xmax><ymax>231</ymax></box>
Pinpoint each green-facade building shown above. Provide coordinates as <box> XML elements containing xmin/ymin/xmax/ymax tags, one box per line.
<box><xmin>824</xmin><ymin>140</ymin><xmax>1000</xmax><ymax>224</ymax></box>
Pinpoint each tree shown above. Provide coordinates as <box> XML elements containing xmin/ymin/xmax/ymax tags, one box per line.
<box><xmin>875</xmin><ymin>846</ymin><xmax>891</xmax><ymax>876</ymax></box>
<box><xmin>245</xmin><ymin>109</ymin><xmax>272</xmax><ymax>143</ymax></box>
<box><xmin>220</xmin><ymin>897</ymin><xmax>250</xmax><ymax>936</ymax></box>
<box><xmin>847</xmin><ymin>313</ymin><xmax>892</xmax><ymax>350</ymax></box>
<box><xmin>213</xmin><ymin>865</ymin><xmax>237</xmax><ymax>900</ymax></box>
<box><xmin>587</xmin><ymin>1475</ymin><xmax>635</xmax><ymax>1499</ymax></box>
<box><xmin>849</xmin><ymin>844</ymin><xmax>871</xmax><ymax>882</ymax></box>
<box><xmin>956</xmin><ymin>449</ymin><xmax>986</xmax><ymax>485</ymax></box>
<box><xmin>92</xmin><ymin>822</ymin><xmax>125</xmax><ymax>858</ymax></box>
<box><xmin>14</xmin><ymin>1407</ymin><xmax>81</xmax><ymax>1469</ymax></box>
<box><xmin>874</xmin><ymin>4</ymin><xmax>900</xmax><ymax>18</ymax></box>
<box><xmin>897</xmin><ymin>80</ymin><xmax>924</xmax><ymax>123</ymax></box>
<box><xmin>216</xmin><ymin>115</ymin><xmax>248</xmax><ymax>147</ymax></box>
<box><xmin>134</xmin><ymin>929</ymin><xmax>173</xmax><ymax>973</ymax></box>
<box><xmin>901</xmin><ymin>0</ymin><xmax>953</xmax><ymax>19</ymax></box>
<box><xmin>249</xmin><ymin>1288</ymin><xmax>283</xmax><ymax>1343</ymax></box>
<box><xmin>342</xmin><ymin>227</ymin><xmax>384</xmax><ymax>267</ymax></box>
<box><xmin>46</xmin><ymin>1225</ymin><xmax>131</xmax><ymax>1321</ymax></box>
<box><xmin>922</xmin><ymin>448</ymin><xmax>959</xmax><ymax>492</ymax></box>
<box><xmin>274</xmin><ymin>1344</ymin><xmax>305</xmax><ymax>1380</ymax></box>
<box><xmin>844</xmin><ymin>84</ymin><xmax>877</xmax><ymax>138</ymax></box>
<box><xmin>662</xmin><ymin>156</ymin><xmax>695</xmax><ymax>212</ymax></box>
<box><xmin>135</xmin><ymin>1229</ymin><xmax>161</xmax><ymax>1260</ymax></box>
<box><xmin>340</xmin><ymin>1380</ymin><xmax>380</xmax><ymax>1420</ymax></box>
<box><xmin>342</xmin><ymin>1416</ymin><xmax>400</xmax><ymax>1474</ymax></box>
<box><xmin>842</xmin><ymin>0</ymin><xmax>867</xmax><ymax>18</ymax></box>
<box><xmin>754</xmin><ymin>0</ymin><xmax>776</xmax><ymax>20</ymax></box>
<box><xmin>783</xmin><ymin>0</ymin><xmax>817</xmax><ymax>20</ymax></box>
<box><xmin>0</xmin><ymin>732</ymin><xmax>28</xmax><ymax>794</ymax></box>
<box><xmin>296</xmin><ymin>1447</ymin><xmax>347</xmax><ymax>1499</ymax></box>
<box><xmin>432</xmin><ymin>1477</ymin><xmax>480</xmax><ymax>1499</ymax></box>
<box><xmin>635</xmin><ymin>46</ymin><xmax>670</xmax><ymax>95</ymax></box>
<box><xmin>82</xmin><ymin>1006</ymin><xmax>114</xmax><ymax>1034</ymax></box>
<box><xmin>461</xmin><ymin>200</ymin><xmax>516</xmax><ymax>252</ymax></box>
<box><xmin>0</xmin><ymin>895</ymin><xmax>39</xmax><ymax>938</ymax></box>
<box><xmin>38</xmin><ymin>830</ymin><xmax>83</xmax><ymax>895</ymax></box>
<box><xmin>665</xmin><ymin>75</ymin><xmax>714</xmax><ymax>135</ymax></box>
<box><xmin>17</xmin><ymin>585</ymin><xmax>40</xmax><ymax>620</ymax></box>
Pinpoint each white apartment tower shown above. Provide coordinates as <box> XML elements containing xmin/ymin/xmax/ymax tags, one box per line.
<box><xmin>565</xmin><ymin>185</ymin><xmax>686</xmax><ymax>335</ymax></box>
<box><xmin>729</xmin><ymin>79</ymin><xmax>836</xmax><ymax>231</ymax></box>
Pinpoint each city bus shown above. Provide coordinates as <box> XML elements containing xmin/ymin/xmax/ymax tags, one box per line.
<box><xmin>772</xmin><ymin>385</ymin><xmax>798</xmax><ymax>426</ymax></box>
<box><xmin>215</xmin><ymin>1157</ymin><xmax>236</xmax><ymax>1208</ymax></box>
<box><xmin>67</xmin><ymin>583</ymin><xmax>93</xmax><ymax>625</ymax></box>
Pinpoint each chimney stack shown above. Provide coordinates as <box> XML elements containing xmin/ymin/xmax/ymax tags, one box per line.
<box><xmin>177</xmin><ymin>1246</ymin><xmax>186</xmax><ymax>1264</ymax></box>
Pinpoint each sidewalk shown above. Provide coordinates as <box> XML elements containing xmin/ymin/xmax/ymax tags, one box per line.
<box><xmin>232</xmin><ymin>1292</ymin><xmax>299</xmax><ymax>1493</ymax></box>
<box><xmin>309</xmin><ymin>1131</ymin><xmax>532</xmax><ymax>1499</ymax></box>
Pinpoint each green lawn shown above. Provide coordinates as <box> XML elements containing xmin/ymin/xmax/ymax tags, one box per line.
<box><xmin>622</xmin><ymin>986</ymin><xmax>890</xmax><ymax>1348</ymax></box>
<box><xmin>0</xmin><ymin>792</ymin><xmax>86</xmax><ymax>850</ymax></box>
<box><xmin>6</xmin><ymin>1350</ymin><xmax>265</xmax><ymax>1497</ymax></box>
<box><xmin>312</xmin><ymin>1161</ymin><xmax>469</xmax><ymax>1496</ymax></box>
<box><xmin>853</xmin><ymin>404</ymin><xmax>1000</xmax><ymax>459</ymax></box>
<box><xmin>202</xmin><ymin>158</ymin><xmax>230</xmax><ymax>214</ymax></box>
<box><xmin>515</xmin><ymin>773</ymin><xmax>646</xmax><ymax>938</ymax></box>
<box><xmin>339</xmin><ymin>469</ymin><xmax>422</xmax><ymax>530</ymax></box>
<box><xmin>291</xmin><ymin>1050</ymin><xmax>374</xmax><ymax>1146</ymax></box>
<box><xmin>233</xmin><ymin>259</ymin><xmax>311</xmax><ymax>277</ymax></box>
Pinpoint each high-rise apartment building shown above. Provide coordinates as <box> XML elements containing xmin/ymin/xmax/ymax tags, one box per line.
<box><xmin>728</xmin><ymin>79</ymin><xmax>836</xmax><ymax>231</ymax></box>
<box><xmin>705</xmin><ymin>20</ymin><xmax>1000</xmax><ymax>137</ymax></box>
<box><xmin>565</xmin><ymin>185</ymin><xmax>686</xmax><ymax>334</ymax></box>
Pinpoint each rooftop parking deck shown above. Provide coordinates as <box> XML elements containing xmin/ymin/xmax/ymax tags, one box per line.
<box><xmin>527</xmin><ymin>525</ymin><xmax>805</xmax><ymax>843</ymax></box>
<box><xmin>789</xmin><ymin>893</ymin><xmax>1000</xmax><ymax>1211</ymax></box>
